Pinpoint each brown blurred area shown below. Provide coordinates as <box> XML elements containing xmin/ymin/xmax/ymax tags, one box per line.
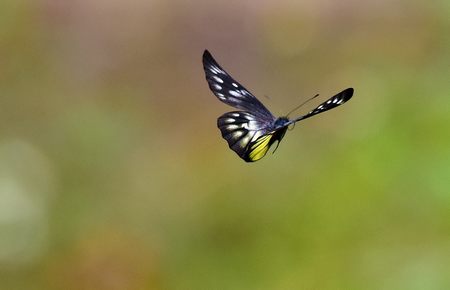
<box><xmin>0</xmin><ymin>0</ymin><xmax>449</xmax><ymax>289</ymax></box>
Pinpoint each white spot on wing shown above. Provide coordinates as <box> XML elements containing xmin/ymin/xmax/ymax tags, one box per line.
<box><xmin>213</xmin><ymin>76</ymin><xmax>224</xmax><ymax>83</ymax></box>
<box><xmin>232</xmin><ymin>113</ymin><xmax>240</xmax><ymax>117</ymax></box>
<box><xmin>227</xmin><ymin>125</ymin><xmax>239</xmax><ymax>130</ymax></box>
<box><xmin>209</xmin><ymin>66</ymin><xmax>222</xmax><ymax>74</ymax></box>
<box><xmin>216</xmin><ymin>93</ymin><xmax>225</xmax><ymax>99</ymax></box>
<box><xmin>242</xmin><ymin>121</ymin><xmax>259</xmax><ymax>130</ymax></box>
<box><xmin>233</xmin><ymin>131</ymin><xmax>244</xmax><ymax>138</ymax></box>
<box><xmin>213</xmin><ymin>84</ymin><xmax>222</xmax><ymax>90</ymax></box>
<box><xmin>225</xmin><ymin>118</ymin><xmax>235</xmax><ymax>123</ymax></box>
<box><xmin>251</xmin><ymin>131</ymin><xmax>263</xmax><ymax>142</ymax></box>
<box><xmin>247</xmin><ymin>121</ymin><xmax>259</xmax><ymax>130</ymax></box>
<box><xmin>240</xmin><ymin>135</ymin><xmax>251</xmax><ymax>146</ymax></box>
<box><xmin>232</xmin><ymin>83</ymin><xmax>238</xmax><ymax>88</ymax></box>
<box><xmin>229</xmin><ymin>90</ymin><xmax>241</xmax><ymax>97</ymax></box>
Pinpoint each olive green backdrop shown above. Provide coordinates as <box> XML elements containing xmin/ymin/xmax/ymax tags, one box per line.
<box><xmin>0</xmin><ymin>1</ymin><xmax>449</xmax><ymax>289</ymax></box>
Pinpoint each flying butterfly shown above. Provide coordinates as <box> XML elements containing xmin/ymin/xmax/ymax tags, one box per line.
<box><xmin>202</xmin><ymin>50</ymin><xmax>354</xmax><ymax>162</ymax></box>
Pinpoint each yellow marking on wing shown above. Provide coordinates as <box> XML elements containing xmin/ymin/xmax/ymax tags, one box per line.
<box><xmin>248</xmin><ymin>134</ymin><xmax>273</xmax><ymax>161</ymax></box>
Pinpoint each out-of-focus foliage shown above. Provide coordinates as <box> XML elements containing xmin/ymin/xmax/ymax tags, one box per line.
<box><xmin>0</xmin><ymin>0</ymin><xmax>449</xmax><ymax>289</ymax></box>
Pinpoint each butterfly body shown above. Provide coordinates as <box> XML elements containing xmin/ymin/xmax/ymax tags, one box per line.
<box><xmin>202</xmin><ymin>50</ymin><xmax>354</xmax><ymax>162</ymax></box>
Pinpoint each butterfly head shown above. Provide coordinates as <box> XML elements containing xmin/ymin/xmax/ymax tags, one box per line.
<box><xmin>274</xmin><ymin>117</ymin><xmax>290</xmax><ymax>129</ymax></box>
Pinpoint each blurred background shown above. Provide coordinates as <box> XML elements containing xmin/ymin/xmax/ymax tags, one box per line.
<box><xmin>0</xmin><ymin>0</ymin><xmax>449</xmax><ymax>289</ymax></box>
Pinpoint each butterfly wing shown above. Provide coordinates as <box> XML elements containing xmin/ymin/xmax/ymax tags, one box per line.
<box><xmin>291</xmin><ymin>88</ymin><xmax>353</xmax><ymax>123</ymax></box>
<box><xmin>203</xmin><ymin>50</ymin><xmax>274</xmax><ymax>120</ymax></box>
<box><xmin>246</xmin><ymin>133</ymin><xmax>277</xmax><ymax>162</ymax></box>
<box><xmin>217</xmin><ymin>111</ymin><xmax>279</xmax><ymax>162</ymax></box>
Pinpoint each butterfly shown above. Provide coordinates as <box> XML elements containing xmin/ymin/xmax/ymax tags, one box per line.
<box><xmin>202</xmin><ymin>50</ymin><xmax>354</xmax><ymax>162</ymax></box>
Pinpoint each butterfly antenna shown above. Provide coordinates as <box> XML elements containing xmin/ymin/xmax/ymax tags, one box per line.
<box><xmin>286</xmin><ymin>93</ymin><xmax>319</xmax><ymax>117</ymax></box>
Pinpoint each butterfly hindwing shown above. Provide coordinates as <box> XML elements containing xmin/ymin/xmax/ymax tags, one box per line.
<box><xmin>247</xmin><ymin>133</ymin><xmax>274</xmax><ymax>162</ymax></box>
<box><xmin>217</xmin><ymin>111</ymin><xmax>276</xmax><ymax>162</ymax></box>
<box><xmin>203</xmin><ymin>50</ymin><xmax>274</xmax><ymax>120</ymax></box>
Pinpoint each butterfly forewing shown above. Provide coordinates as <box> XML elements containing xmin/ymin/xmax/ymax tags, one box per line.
<box><xmin>203</xmin><ymin>50</ymin><xmax>275</xmax><ymax>120</ymax></box>
<box><xmin>291</xmin><ymin>88</ymin><xmax>354</xmax><ymax>123</ymax></box>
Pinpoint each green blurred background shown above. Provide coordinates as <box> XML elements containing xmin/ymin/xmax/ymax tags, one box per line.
<box><xmin>1</xmin><ymin>0</ymin><xmax>449</xmax><ymax>289</ymax></box>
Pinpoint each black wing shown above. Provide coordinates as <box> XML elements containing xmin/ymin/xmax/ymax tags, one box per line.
<box><xmin>217</xmin><ymin>111</ymin><xmax>275</xmax><ymax>162</ymax></box>
<box><xmin>202</xmin><ymin>50</ymin><xmax>274</xmax><ymax>120</ymax></box>
<box><xmin>290</xmin><ymin>88</ymin><xmax>354</xmax><ymax>124</ymax></box>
